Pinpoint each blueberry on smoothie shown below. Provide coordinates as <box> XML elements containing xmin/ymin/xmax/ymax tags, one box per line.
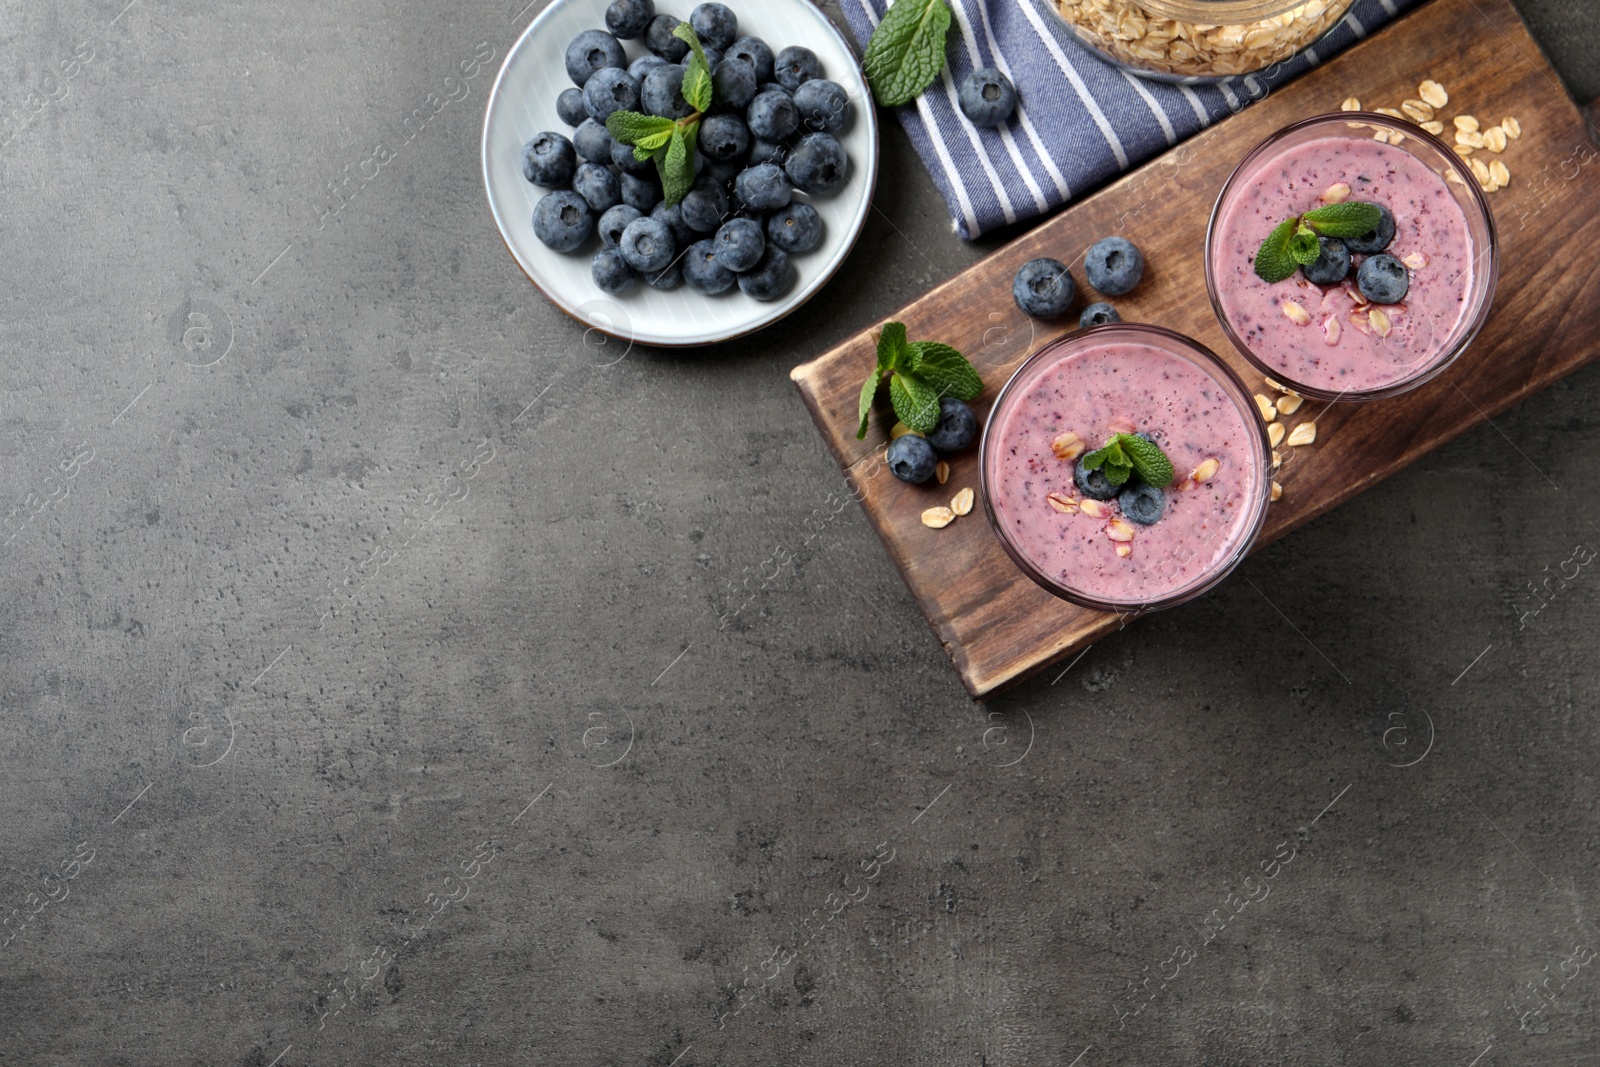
<box><xmin>1118</xmin><ymin>483</ymin><xmax>1166</xmax><ymax>526</ymax></box>
<box><xmin>1343</xmin><ymin>203</ymin><xmax>1396</xmax><ymax>253</ymax></box>
<box><xmin>1084</xmin><ymin>237</ymin><xmax>1144</xmax><ymax>296</ymax></box>
<box><xmin>927</xmin><ymin>399</ymin><xmax>978</xmax><ymax>453</ymax></box>
<box><xmin>1356</xmin><ymin>252</ymin><xmax>1409</xmax><ymax>304</ymax></box>
<box><xmin>887</xmin><ymin>434</ymin><xmax>938</xmax><ymax>484</ymax></box>
<box><xmin>1013</xmin><ymin>258</ymin><xmax>1075</xmax><ymax>319</ymax></box>
<box><xmin>957</xmin><ymin>68</ymin><xmax>1017</xmax><ymax>128</ymax></box>
<box><xmin>1073</xmin><ymin>455</ymin><xmax>1118</xmax><ymax>500</ymax></box>
<box><xmin>1301</xmin><ymin>237</ymin><xmax>1350</xmax><ymax>286</ymax></box>
<box><xmin>1079</xmin><ymin>302</ymin><xmax>1120</xmax><ymax>329</ymax></box>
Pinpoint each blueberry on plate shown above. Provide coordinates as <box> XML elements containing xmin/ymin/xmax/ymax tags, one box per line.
<box><xmin>1342</xmin><ymin>203</ymin><xmax>1395</xmax><ymax>253</ymax></box>
<box><xmin>735</xmin><ymin>163</ymin><xmax>793</xmax><ymax>213</ymax></box>
<box><xmin>519</xmin><ymin>131</ymin><xmax>576</xmax><ymax>187</ymax></box>
<box><xmin>532</xmin><ymin>190</ymin><xmax>594</xmax><ymax>252</ymax></box>
<box><xmin>556</xmin><ymin>87</ymin><xmax>589</xmax><ymax>127</ymax></box>
<box><xmin>737</xmin><ymin>246</ymin><xmax>792</xmax><ymax>301</ymax></box>
<box><xmin>1013</xmin><ymin>258</ymin><xmax>1075</xmax><ymax>318</ymax></box>
<box><xmin>714</xmin><ymin>217</ymin><xmax>765</xmax><ymax>273</ymax></box>
<box><xmin>774</xmin><ymin>46</ymin><xmax>821</xmax><ymax>91</ymax></box>
<box><xmin>605</xmin><ymin>0</ymin><xmax>655</xmax><ymax>40</ymax></box>
<box><xmin>597</xmin><ymin>204</ymin><xmax>642</xmax><ymax>248</ymax></box>
<box><xmin>1118</xmin><ymin>483</ymin><xmax>1166</xmax><ymax>525</ymax></box>
<box><xmin>565</xmin><ymin>29</ymin><xmax>626</xmax><ymax>87</ymax></box>
<box><xmin>703</xmin><ymin>157</ymin><xmax>744</xmax><ymax>185</ymax></box>
<box><xmin>699</xmin><ymin>113</ymin><xmax>751</xmax><ymax>162</ymax></box>
<box><xmin>641</xmin><ymin>63</ymin><xmax>694</xmax><ymax>120</ymax></box>
<box><xmin>747</xmin><ymin>88</ymin><xmax>799</xmax><ymax>141</ymax></box>
<box><xmin>727</xmin><ymin>36</ymin><xmax>775</xmax><ymax>84</ymax></box>
<box><xmin>645</xmin><ymin>14</ymin><xmax>690</xmax><ymax>61</ymax></box>
<box><xmin>793</xmin><ymin>79</ymin><xmax>851</xmax><ymax>133</ymax></box>
<box><xmin>573</xmin><ymin>162</ymin><xmax>621</xmax><ymax>213</ymax></box>
<box><xmin>1079</xmin><ymin>301</ymin><xmax>1119</xmax><ymax>329</ymax></box>
<box><xmin>887</xmin><ymin>434</ymin><xmax>938</xmax><ymax>484</ymax></box>
<box><xmin>1084</xmin><ymin>236</ymin><xmax>1144</xmax><ymax>296</ymax></box>
<box><xmin>1301</xmin><ymin>236</ymin><xmax>1350</xmax><ymax>286</ymax></box>
<box><xmin>629</xmin><ymin>54</ymin><xmax>668</xmax><ymax>80</ymax></box>
<box><xmin>681</xmin><ymin>180</ymin><xmax>729</xmax><ymax>233</ymax></box>
<box><xmin>748</xmin><ymin>137</ymin><xmax>789</xmax><ymax>167</ymax></box>
<box><xmin>957</xmin><ymin>67</ymin><xmax>1017</xmax><ymax>127</ymax></box>
<box><xmin>651</xmin><ymin>201</ymin><xmax>696</xmax><ymax>245</ymax></box>
<box><xmin>766</xmin><ymin>202</ymin><xmax>822</xmax><ymax>254</ymax></box>
<box><xmin>610</xmin><ymin>138</ymin><xmax>655</xmax><ymax>177</ymax></box>
<box><xmin>619</xmin><ymin>216</ymin><xmax>676</xmax><ymax>273</ymax></box>
<box><xmin>1073</xmin><ymin>455</ymin><xmax>1118</xmax><ymax>501</ymax></box>
<box><xmin>927</xmin><ymin>399</ymin><xmax>978</xmax><ymax>453</ymax></box>
<box><xmin>592</xmin><ymin>247</ymin><xmax>636</xmax><ymax>294</ymax></box>
<box><xmin>711</xmin><ymin>58</ymin><xmax>758</xmax><ymax>113</ymax></box>
<box><xmin>785</xmin><ymin>132</ymin><xmax>847</xmax><ymax>196</ymax></box>
<box><xmin>691</xmin><ymin>3</ymin><xmax>738</xmax><ymax>50</ymax></box>
<box><xmin>683</xmin><ymin>239</ymin><xmax>736</xmax><ymax>294</ymax></box>
<box><xmin>645</xmin><ymin>260</ymin><xmax>684</xmax><ymax>290</ymax></box>
<box><xmin>1356</xmin><ymin>252</ymin><xmax>1409</xmax><ymax>304</ymax></box>
<box><xmin>583</xmin><ymin>67</ymin><xmax>641</xmax><ymax>122</ymax></box>
<box><xmin>573</xmin><ymin>118</ymin><xmax>615</xmax><ymax>163</ymax></box>
<box><xmin>619</xmin><ymin>171</ymin><xmax>661</xmax><ymax>212</ymax></box>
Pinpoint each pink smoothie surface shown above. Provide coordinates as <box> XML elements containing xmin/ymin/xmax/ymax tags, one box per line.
<box><xmin>1211</xmin><ymin>133</ymin><xmax>1476</xmax><ymax>393</ymax></box>
<box><xmin>986</xmin><ymin>340</ymin><xmax>1262</xmax><ymax>605</ymax></box>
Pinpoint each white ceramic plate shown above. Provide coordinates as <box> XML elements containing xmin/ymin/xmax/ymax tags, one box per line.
<box><xmin>483</xmin><ymin>0</ymin><xmax>879</xmax><ymax>348</ymax></box>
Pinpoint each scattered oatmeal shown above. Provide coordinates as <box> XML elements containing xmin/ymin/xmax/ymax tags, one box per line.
<box><xmin>1268</xmin><ymin>422</ymin><xmax>1286</xmax><ymax>448</ymax></box>
<box><xmin>1418</xmin><ymin>79</ymin><xmax>1448</xmax><ymax>108</ymax></box>
<box><xmin>1276</xmin><ymin>393</ymin><xmax>1304</xmax><ymax>416</ymax></box>
<box><xmin>921</xmin><ymin>506</ymin><xmax>955</xmax><ymax>529</ymax></box>
<box><xmin>1484</xmin><ymin>125</ymin><xmax>1507</xmax><ymax>152</ymax></box>
<box><xmin>1255</xmin><ymin>393</ymin><xmax>1278</xmax><ymax>422</ymax></box>
<box><xmin>1401</xmin><ymin>99</ymin><xmax>1434</xmax><ymax>122</ymax></box>
<box><xmin>951</xmin><ymin>487</ymin><xmax>974</xmax><ymax>516</ymax></box>
<box><xmin>1501</xmin><ymin>116</ymin><xmax>1521</xmax><ymax>139</ymax></box>
<box><xmin>1421</xmin><ymin>120</ymin><xmax>1445</xmax><ymax>135</ymax></box>
<box><xmin>1454</xmin><ymin>114</ymin><xmax>1479</xmax><ymax>133</ymax></box>
<box><xmin>936</xmin><ymin>460</ymin><xmax>949</xmax><ymax>485</ymax></box>
<box><xmin>1271</xmin><ymin>480</ymin><xmax>1283</xmax><ymax>501</ymax></box>
<box><xmin>1286</xmin><ymin>422</ymin><xmax>1317</xmax><ymax>447</ymax></box>
<box><xmin>1341</xmin><ymin>96</ymin><xmax>1362</xmax><ymax>111</ymax></box>
<box><xmin>1046</xmin><ymin>491</ymin><xmax>1078</xmax><ymax>514</ymax></box>
<box><xmin>1489</xmin><ymin>159</ymin><xmax>1511</xmax><ymax>187</ymax></box>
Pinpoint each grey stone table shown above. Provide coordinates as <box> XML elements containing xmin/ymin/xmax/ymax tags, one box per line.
<box><xmin>2</xmin><ymin>0</ymin><xmax>1597</xmax><ymax>1063</ymax></box>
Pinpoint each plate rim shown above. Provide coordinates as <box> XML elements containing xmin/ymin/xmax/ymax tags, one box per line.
<box><xmin>480</xmin><ymin>0</ymin><xmax>881</xmax><ymax>349</ymax></box>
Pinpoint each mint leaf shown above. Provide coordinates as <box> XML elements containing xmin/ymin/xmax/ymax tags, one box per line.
<box><xmin>1289</xmin><ymin>221</ymin><xmax>1321</xmax><ymax>266</ymax></box>
<box><xmin>658</xmin><ymin>124</ymin><xmax>695</xmax><ymax>206</ymax></box>
<box><xmin>877</xmin><ymin>321</ymin><xmax>909</xmax><ymax>373</ymax></box>
<box><xmin>907</xmin><ymin>342</ymin><xmax>982</xmax><ymax>401</ymax></box>
<box><xmin>682</xmin><ymin>55</ymin><xmax>713</xmax><ymax>114</ymax></box>
<box><xmin>1253</xmin><ymin>217</ymin><xmax>1300</xmax><ymax>283</ymax></box>
<box><xmin>857</xmin><ymin>369</ymin><xmax>883</xmax><ymax>439</ymax></box>
<box><xmin>607</xmin><ymin>111</ymin><xmax>677</xmax><ymax>148</ymax></box>
<box><xmin>1115</xmin><ymin>433</ymin><xmax>1174</xmax><ymax>488</ymax></box>
<box><xmin>862</xmin><ymin>0</ymin><xmax>953</xmax><ymax>107</ymax></box>
<box><xmin>889</xmin><ymin>370</ymin><xmax>941</xmax><ymax>434</ymax></box>
<box><xmin>672</xmin><ymin>21</ymin><xmax>711</xmax><ymax>77</ymax></box>
<box><xmin>1303</xmin><ymin>201</ymin><xmax>1381</xmax><ymax>239</ymax></box>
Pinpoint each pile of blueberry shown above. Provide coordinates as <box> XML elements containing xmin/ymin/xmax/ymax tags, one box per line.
<box><xmin>886</xmin><ymin>399</ymin><xmax>978</xmax><ymax>484</ymax></box>
<box><xmin>520</xmin><ymin>0</ymin><xmax>853</xmax><ymax>302</ymax></box>
<box><xmin>1301</xmin><ymin>203</ymin><xmax>1407</xmax><ymax>303</ymax></box>
<box><xmin>1012</xmin><ymin>236</ymin><xmax>1145</xmax><ymax>329</ymax></box>
<box><xmin>1073</xmin><ymin>448</ymin><xmax>1167</xmax><ymax>526</ymax></box>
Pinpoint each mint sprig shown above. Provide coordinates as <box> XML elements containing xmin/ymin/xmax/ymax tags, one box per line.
<box><xmin>604</xmin><ymin>21</ymin><xmax>715</xmax><ymax>206</ymax></box>
<box><xmin>856</xmin><ymin>320</ymin><xmax>982</xmax><ymax>438</ymax></box>
<box><xmin>1253</xmin><ymin>200</ymin><xmax>1383</xmax><ymax>283</ymax></box>
<box><xmin>862</xmin><ymin>0</ymin><xmax>953</xmax><ymax>107</ymax></box>
<box><xmin>1081</xmin><ymin>432</ymin><xmax>1174</xmax><ymax>488</ymax></box>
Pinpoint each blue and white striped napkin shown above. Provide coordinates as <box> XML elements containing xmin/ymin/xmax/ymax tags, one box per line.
<box><xmin>838</xmin><ymin>0</ymin><xmax>1421</xmax><ymax>239</ymax></box>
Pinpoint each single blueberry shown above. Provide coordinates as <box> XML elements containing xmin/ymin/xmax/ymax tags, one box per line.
<box><xmin>645</xmin><ymin>15</ymin><xmax>690</xmax><ymax>61</ymax></box>
<box><xmin>703</xmin><ymin>157</ymin><xmax>744</xmax><ymax>185</ymax></box>
<box><xmin>927</xmin><ymin>399</ymin><xmax>977</xmax><ymax>453</ymax></box>
<box><xmin>556</xmin><ymin>87</ymin><xmax>589</xmax><ymax>127</ymax></box>
<box><xmin>1078</xmin><ymin>301</ymin><xmax>1120</xmax><ymax>329</ymax></box>
<box><xmin>766</xmin><ymin>202</ymin><xmax>822</xmax><ymax>254</ymax></box>
<box><xmin>735</xmin><ymin>162</ymin><xmax>793</xmax><ymax>213</ymax></box>
<box><xmin>747</xmin><ymin>137</ymin><xmax>789</xmax><ymax>167</ymax></box>
<box><xmin>727</xmin><ymin>36</ymin><xmax>775</xmax><ymax>84</ymax></box>
<box><xmin>573</xmin><ymin>118</ymin><xmax>616</xmax><ymax>163</ymax></box>
<box><xmin>711</xmin><ymin>58</ymin><xmax>758</xmax><ymax>113</ymax></box>
<box><xmin>793</xmin><ymin>79</ymin><xmax>851</xmax><ymax>133</ymax></box>
<box><xmin>774</xmin><ymin>46</ymin><xmax>821</xmax><ymax>91</ymax></box>
<box><xmin>681</xmin><ymin>180</ymin><xmax>729</xmax><ymax>232</ymax></box>
<box><xmin>1343</xmin><ymin>203</ymin><xmax>1396</xmax><ymax>254</ymax></box>
<box><xmin>1013</xmin><ymin>258</ymin><xmax>1075</xmax><ymax>318</ymax></box>
<box><xmin>605</xmin><ymin>0</ymin><xmax>655</xmax><ymax>40</ymax></box>
<box><xmin>645</xmin><ymin>260</ymin><xmax>684</xmax><ymax>290</ymax></box>
<box><xmin>564</xmin><ymin>29</ymin><xmax>626</xmax><ymax>87</ymax></box>
<box><xmin>785</xmin><ymin>132</ymin><xmax>847</xmax><ymax>196</ymax></box>
<box><xmin>532</xmin><ymin>190</ymin><xmax>594</xmax><ymax>253</ymax></box>
<box><xmin>572</xmin><ymin>162</ymin><xmax>621</xmax><ymax>212</ymax></box>
<box><xmin>683</xmin><ymin>238</ymin><xmax>736</xmax><ymax>294</ymax></box>
<box><xmin>956</xmin><ymin>67</ymin><xmax>1017</xmax><ymax>128</ymax></box>
<box><xmin>583</xmin><ymin>67</ymin><xmax>640</xmax><ymax>122</ymax></box>
<box><xmin>1118</xmin><ymin>483</ymin><xmax>1166</xmax><ymax>526</ymax></box>
<box><xmin>641</xmin><ymin>63</ymin><xmax>694</xmax><ymax>119</ymax></box>
<box><xmin>1301</xmin><ymin>236</ymin><xmax>1350</xmax><ymax>286</ymax></box>
<box><xmin>1084</xmin><ymin>236</ymin><xmax>1144</xmax><ymax>296</ymax></box>
<box><xmin>619</xmin><ymin>216</ymin><xmax>676</xmax><ymax>273</ymax></box>
<box><xmin>714</xmin><ymin>217</ymin><xmax>765</xmax><ymax>272</ymax></box>
<box><xmin>592</xmin><ymin>247</ymin><xmax>637</xmax><ymax>295</ymax></box>
<box><xmin>609</xmin><ymin>137</ymin><xmax>654</xmax><ymax>176</ymax></box>
<box><xmin>1356</xmin><ymin>252</ymin><xmax>1409</xmax><ymax>304</ymax></box>
<box><xmin>619</xmin><ymin>171</ymin><xmax>662</xmax><ymax>212</ymax></box>
<box><xmin>699</xmin><ymin>113</ymin><xmax>751</xmax><ymax>162</ymax></box>
<box><xmin>737</xmin><ymin>246</ymin><xmax>792</xmax><ymax>301</ymax></box>
<box><xmin>651</xmin><ymin>201</ymin><xmax>696</xmax><ymax>245</ymax></box>
<box><xmin>1073</xmin><ymin>456</ymin><xmax>1118</xmax><ymax>501</ymax></box>
<box><xmin>690</xmin><ymin>3</ymin><xmax>738</xmax><ymax>51</ymax></box>
<box><xmin>746</xmin><ymin>88</ymin><xmax>799</xmax><ymax>141</ymax></box>
<box><xmin>887</xmin><ymin>434</ymin><xmax>938</xmax><ymax>484</ymax></box>
<box><xmin>520</xmin><ymin>131</ymin><xmax>576</xmax><ymax>187</ymax></box>
<box><xmin>597</xmin><ymin>204</ymin><xmax>643</xmax><ymax>248</ymax></box>
<box><xmin>629</xmin><ymin>54</ymin><xmax>668</xmax><ymax>80</ymax></box>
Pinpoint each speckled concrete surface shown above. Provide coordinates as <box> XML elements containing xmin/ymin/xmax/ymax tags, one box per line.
<box><xmin>1</xmin><ymin>1</ymin><xmax>1598</xmax><ymax>1064</ymax></box>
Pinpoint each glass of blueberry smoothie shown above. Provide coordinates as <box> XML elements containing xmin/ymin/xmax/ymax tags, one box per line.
<box><xmin>980</xmin><ymin>325</ymin><xmax>1272</xmax><ymax>613</ymax></box>
<box><xmin>1206</xmin><ymin>112</ymin><xmax>1497</xmax><ymax>401</ymax></box>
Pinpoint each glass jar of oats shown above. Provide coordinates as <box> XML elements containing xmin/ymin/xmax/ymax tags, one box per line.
<box><xmin>1040</xmin><ymin>0</ymin><xmax>1355</xmax><ymax>83</ymax></box>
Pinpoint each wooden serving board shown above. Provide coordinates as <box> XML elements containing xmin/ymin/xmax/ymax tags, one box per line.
<box><xmin>791</xmin><ymin>0</ymin><xmax>1600</xmax><ymax>700</ymax></box>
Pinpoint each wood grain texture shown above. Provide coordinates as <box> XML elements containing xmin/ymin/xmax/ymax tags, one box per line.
<box><xmin>791</xmin><ymin>0</ymin><xmax>1600</xmax><ymax>700</ymax></box>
